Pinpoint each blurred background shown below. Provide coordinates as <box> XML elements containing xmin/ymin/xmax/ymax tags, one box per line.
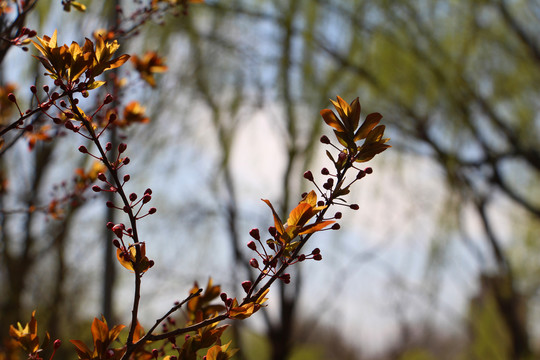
<box><xmin>1</xmin><ymin>0</ymin><xmax>539</xmax><ymax>359</ymax></box>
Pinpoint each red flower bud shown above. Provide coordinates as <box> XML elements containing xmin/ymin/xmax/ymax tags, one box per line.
<box><xmin>249</xmin><ymin>258</ymin><xmax>259</xmax><ymax>268</ymax></box>
<box><xmin>312</xmin><ymin>248</ymin><xmax>320</xmax><ymax>255</ymax></box>
<box><xmin>321</xmin><ymin>167</ymin><xmax>330</xmax><ymax>175</ymax></box>
<box><xmin>98</xmin><ymin>172</ymin><xmax>107</xmax><ymax>181</ymax></box>
<box><xmin>143</xmin><ymin>194</ymin><xmax>151</xmax><ymax>203</ymax></box>
<box><xmin>129</xmin><ymin>193</ymin><xmax>137</xmax><ymax>202</ymax></box>
<box><xmin>241</xmin><ymin>281</ymin><xmax>252</xmax><ymax>293</ymax></box>
<box><xmin>249</xmin><ymin>228</ymin><xmax>260</xmax><ymax>240</ymax></box>
<box><xmin>303</xmin><ymin>170</ymin><xmax>314</xmax><ymax>182</ymax></box>
<box><xmin>54</xmin><ymin>339</ymin><xmax>61</xmax><ymax>349</ymax></box>
<box><xmin>331</xmin><ymin>223</ymin><xmax>340</xmax><ymax>230</ymax></box>
<box><xmin>92</xmin><ymin>185</ymin><xmax>101</xmax><ymax>192</ymax></box>
<box><xmin>365</xmin><ymin>167</ymin><xmax>373</xmax><ymax>174</ymax></box>
<box><xmin>247</xmin><ymin>241</ymin><xmax>257</xmax><ymax>251</ymax></box>
<box><xmin>350</xmin><ymin>204</ymin><xmax>359</xmax><ymax>210</ymax></box>
<box><xmin>320</xmin><ymin>135</ymin><xmax>330</xmax><ymax>144</ymax></box>
<box><xmin>313</xmin><ymin>253</ymin><xmax>322</xmax><ymax>261</ymax></box>
<box><xmin>106</xmin><ymin>201</ymin><xmax>114</xmax><ymax>208</ymax></box>
<box><xmin>148</xmin><ymin>207</ymin><xmax>157</xmax><ymax>214</ymax></box>
<box><xmin>123</xmin><ymin>157</ymin><xmax>130</xmax><ymax>165</ymax></box>
<box><xmin>7</xmin><ymin>93</ymin><xmax>16</xmax><ymax>103</ymax></box>
<box><xmin>334</xmin><ymin>212</ymin><xmax>342</xmax><ymax>219</ymax></box>
<box><xmin>152</xmin><ymin>349</ymin><xmax>159</xmax><ymax>358</ymax></box>
<box><xmin>281</xmin><ymin>273</ymin><xmax>291</xmax><ymax>284</ymax></box>
<box><xmin>30</xmin><ymin>85</ymin><xmax>37</xmax><ymax>93</ymax></box>
<box><xmin>43</xmin><ymin>85</ymin><xmax>49</xmax><ymax>92</ymax></box>
<box><xmin>118</xmin><ymin>143</ymin><xmax>127</xmax><ymax>153</ymax></box>
<box><xmin>112</xmin><ymin>224</ymin><xmax>124</xmax><ymax>238</ymax></box>
<box><xmin>104</xmin><ymin>94</ymin><xmax>114</xmax><ymax>104</ymax></box>
<box><xmin>220</xmin><ymin>292</ymin><xmax>228</xmax><ymax>302</ymax></box>
<box><xmin>105</xmin><ymin>142</ymin><xmax>112</xmax><ymax>151</ymax></box>
<box><xmin>123</xmin><ymin>174</ymin><xmax>130</xmax><ymax>182</ymax></box>
<box><xmin>268</xmin><ymin>227</ymin><xmax>277</xmax><ymax>237</ymax></box>
<box><xmin>112</xmin><ymin>239</ymin><xmax>120</xmax><ymax>248</ymax></box>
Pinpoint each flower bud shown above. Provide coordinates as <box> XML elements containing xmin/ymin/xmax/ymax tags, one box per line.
<box><xmin>247</xmin><ymin>241</ymin><xmax>257</xmax><ymax>251</ymax></box>
<box><xmin>112</xmin><ymin>239</ymin><xmax>120</xmax><ymax>248</ymax></box>
<box><xmin>313</xmin><ymin>253</ymin><xmax>322</xmax><ymax>261</ymax></box>
<box><xmin>249</xmin><ymin>228</ymin><xmax>260</xmax><ymax>240</ymax></box>
<box><xmin>148</xmin><ymin>207</ymin><xmax>157</xmax><ymax>214</ymax></box>
<box><xmin>104</xmin><ymin>94</ymin><xmax>114</xmax><ymax>104</ymax></box>
<box><xmin>118</xmin><ymin>143</ymin><xmax>127</xmax><ymax>154</ymax></box>
<box><xmin>7</xmin><ymin>93</ymin><xmax>16</xmax><ymax>102</ymax></box>
<box><xmin>356</xmin><ymin>170</ymin><xmax>366</xmax><ymax>179</ymax></box>
<box><xmin>92</xmin><ymin>185</ymin><xmax>101</xmax><ymax>192</ymax></box>
<box><xmin>53</xmin><ymin>339</ymin><xmax>61</xmax><ymax>349</ymax></box>
<box><xmin>320</xmin><ymin>135</ymin><xmax>330</xmax><ymax>144</ymax></box>
<box><xmin>123</xmin><ymin>174</ymin><xmax>130</xmax><ymax>182</ymax></box>
<box><xmin>220</xmin><ymin>292</ymin><xmax>228</xmax><ymax>302</ymax></box>
<box><xmin>112</xmin><ymin>224</ymin><xmax>124</xmax><ymax>238</ymax></box>
<box><xmin>30</xmin><ymin>85</ymin><xmax>37</xmax><ymax>93</ymax></box>
<box><xmin>365</xmin><ymin>167</ymin><xmax>373</xmax><ymax>174</ymax></box>
<box><xmin>350</xmin><ymin>204</ymin><xmax>359</xmax><ymax>210</ymax></box>
<box><xmin>241</xmin><ymin>281</ymin><xmax>252</xmax><ymax>293</ymax></box>
<box><xmin>281</xmin><ymin>273</ymin><xmax>291</xmax><ymax>284</ymax></box>
<box><xmin>303</xmin><ymin>170</ymin><xmax>314</xmax><ymax>182</ymax></box>
<box><xmin>43</xmin><ymin>85</ymin><xmax>49</xmax><ymax>92</ymax></box>
<box><xmin>98</xmin><ymin>172</ymin><xmax>107</xmax><ymax>181</ymax></box>
<box><xmin>249</xmin><ymin>258</ymin><xmax>259</xmax><ymax>268</ymax></box>
<box><xmin>321</xmin><ymin>167</ymin><xmax>330</xmax><ymax>175</ymax></box>
<box><xmin>331</xmin><ymin>223</ymin><xmax>340</xmax><ymax>230</ymax></box>
<box><xmin>129</xmin><ymin>193</ymin><xmax>137</xmax><ymax>202</ymax></box>
<box><xmin>334</xmin><ymin>212</ymin><xmax>342</xmax><ymax>219</ymax></box>
<box><xmin>105</xmin><ymin>142</ymin><xmax>112</xmax><ymax>151</ymax></box>
<box><xmin>123</xmin><ymin>157</ymin><xmax>130</xmax><ymax>165</ymax></box>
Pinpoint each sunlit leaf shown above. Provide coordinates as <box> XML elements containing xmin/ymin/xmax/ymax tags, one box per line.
<box><xmin>262</xmin><ymin>199</ymin><xmax>285</xmax><ymax>235</ymax></box>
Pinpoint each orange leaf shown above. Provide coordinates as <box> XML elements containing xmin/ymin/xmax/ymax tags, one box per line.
<box><xmin>320</xmin><ymin>109</ymin><xmax>345</xmax><ymax>132</ymax></box>
<box><xmin>298</xmin><ymin>220</ymin><xmax>335</xmax><ymax>235</ymax></box>
<box><xmin>354</xmin><ymin>112</ymin><xmax>382</xmax><ymax>141</ymax></box>
<box><xmin>262</xmin><ymin>199</ymin><xmax>285</xmax><ymax>235</ymax></box>
<box><xmin>70</xmin><ymin>339</ymin><xmax>92</xmax><ymax>359</ymax></box>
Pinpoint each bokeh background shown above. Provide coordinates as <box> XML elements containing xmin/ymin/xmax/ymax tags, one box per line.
<box><xmin>1</xmin><ymin>0</ymin><xmax>539</xmax><ymax>359</ymax></box>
